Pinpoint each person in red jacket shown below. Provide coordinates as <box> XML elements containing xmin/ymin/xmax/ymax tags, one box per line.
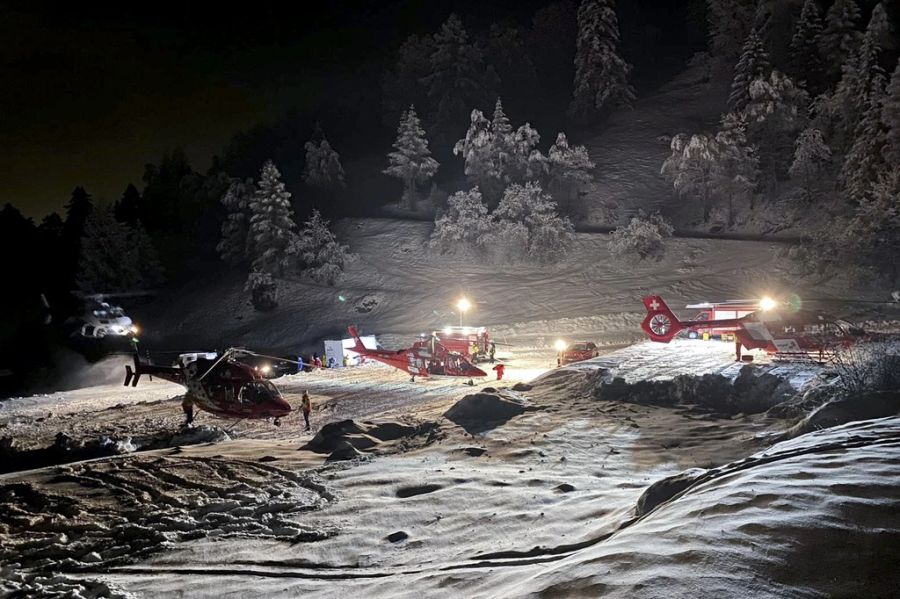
<box><xmin>492</xmin><ymin>363</ymin><xmax>505</xmax><ymax>381</ymax></box>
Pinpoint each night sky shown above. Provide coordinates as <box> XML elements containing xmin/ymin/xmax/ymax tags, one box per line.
<box><xmin>2</xmin><ymin>0</ymin><xmax>696</xmax><ymax>218</ymax></box>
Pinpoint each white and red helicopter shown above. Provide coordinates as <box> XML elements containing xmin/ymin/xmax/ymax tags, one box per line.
<box><xmin>124</xmin><ymin>349</ymin><xmax>294</xmax><ymax>425</ymax></box>
<box><xmin>640</xmin><ymin>295</ymin><xmax>876</xmax><ymax>362</ymax></box>
<box><xmin>348</xmin><ymin>326</ymin><xmax>487</xmax><ymax>382</ymax></box>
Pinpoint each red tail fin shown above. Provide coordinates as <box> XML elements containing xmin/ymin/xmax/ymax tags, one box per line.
<box><xmin>640</xmin><ymin>296</ymin><xmax>683</xmax><ymax>343</ymax></box>
<box><xmin>347</xmin><ymin>326</ymin><xmax>367</xmax><ymax>353</ymax></box>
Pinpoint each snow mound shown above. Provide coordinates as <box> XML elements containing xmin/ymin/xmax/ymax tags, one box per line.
<box><xmin>593</xmin><ymin>365</ymin><xmax>797</xmax><ymax>415</ymax></box>
<box><xmin>0</xmin><ymin>455</ymin><xmax>334</xmax><ymax>578</ymax></box>
<box><xmin>443</xmin><ymin>390</ymin><xmax>528</xmax><ymax>434</ymax></box>
<box><xmin>782</xmin><ymin>390</ymin><xmax>900</xmax><ymax>440</ymax></box>
<box><xmin>301</xmin><ymin>419</ymin><xmax>438</xmax><ymax>461</ymax></box>
<box><xmin>0</xmin><ymin>426</ymin><xmax>231</xmax><ymax>474</ymax></box>
<box><xmin>512</xmin><ymin>417</ymin><xmax>900</xmax><ymax>598</ymax></box>
<box><xmin>0</xmin><ymin>566</ymin><xmax>135</xmax><ymax>598</ymax></box>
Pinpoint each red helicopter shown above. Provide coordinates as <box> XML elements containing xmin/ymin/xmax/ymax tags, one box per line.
<box><xmin>124</xmin><ymin>349</ymin><xmax>293</xmax><ymax>425</ymax></box>
<box><xmin>640</xmin><ymin>295</ymin><xmax>870</xmax><ymax>362</ymax></box>
<box><xmin>347</xmin><ymin>326</ymin><xmax>488</xmax><ymax>382</ymax></box>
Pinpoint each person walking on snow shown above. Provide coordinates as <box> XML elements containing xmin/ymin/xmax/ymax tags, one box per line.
<box><xmin>492</xmin><ymin>363</ymin><xmax>505</xmax><ymax>381</ymax></box>
<box><xmin>297</xmin><ymin>355</ymin><xmax>304</xmax><ymax>373</ymax></box>
<box><xmin>300</xmin><ymin>390</ymin><xmax>312</xmax><ymax>431</ymax></box>
<box><xmin>489</xmin><ymin>342</ymin><xmax>496</xmax><ymax>364</ymax></box>
<box><xmin>313</xmin><ymin>354</ymin><xmax>323</xmax><ymax>369</ymax></box>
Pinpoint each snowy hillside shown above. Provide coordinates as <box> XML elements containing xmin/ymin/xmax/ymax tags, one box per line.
<box><xmin>133</xmin><ymin>217</ymin><xmax>838</xmax><ymax>358</ymax></box>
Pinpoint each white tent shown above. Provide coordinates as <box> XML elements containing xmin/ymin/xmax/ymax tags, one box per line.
<box><xmin>323</xmin><ymin>335</ymin><xmax>377</xmax><ymax>367</ymax></box>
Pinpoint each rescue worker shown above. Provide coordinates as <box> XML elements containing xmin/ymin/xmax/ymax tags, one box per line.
<box><xmin>182</xmin><ymin>396</ymin><xmax>195</xmax><ymax>425</ymax></box>
<box><xmin>297</xmin><ymin>355</ymin><xmax>304</xmax><ymax>373</ymax></box>
<box><xmin>313</xmin><ymin>354</ymin><xmax>323</xmax><ymax>368</ymax></box>
<box><xmin>342</xmin><ymin>354</ymin><xmax>350</xmax><ymax>367</ymax></box>
<box><xmin>489</xmin><ymin>342</ymin><xmax>496</xmax><ymax>364</ymax></box>
<box><xmin>300</xmin><ymin>390</ymin><xmax>312</xmax><ymax>431</ymax></box>
<box><xmin>492</xmin><ymin>363</ymin><xmax>505</xmax><ymax>381</ymax></box>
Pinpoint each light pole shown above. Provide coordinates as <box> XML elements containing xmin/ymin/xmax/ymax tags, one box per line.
<box><xmin>457</xmin><ymin>297</ymin><xmax>471</xmax><ymax>327</ymax></box>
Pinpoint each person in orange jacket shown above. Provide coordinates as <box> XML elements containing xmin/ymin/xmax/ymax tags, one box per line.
<box><xmin>492</xmin><ymin>363</ymin><xmax>505</xmax><ymax>381</ymax></box>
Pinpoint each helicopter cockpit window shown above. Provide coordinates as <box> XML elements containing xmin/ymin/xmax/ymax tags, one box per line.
<box><xmin>238</xmin><ymin>381</ymin><xmax>279</xmax><ymax>405</ymax></box>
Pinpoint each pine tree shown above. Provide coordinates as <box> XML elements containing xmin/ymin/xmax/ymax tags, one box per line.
<box><xmin>745</xmin><ymin>71</ymin><xmax>809</xmax><ymax>182</ymax></box>
<box><xmin>788</xmin><ymin>0</ymin><xmax>825</xmax><ymax>96</ymax></box>
<box><xmin>487</xmin><ymin>24</ymin><xmax>540</xmax><ymax>117</ymax></box>
<box><xmin>217</xmin><ymin>178</ymin><xmax>254</xmax><ymax>266</ymax></box>
<box><xmin>865</xmin><ymin>2</ymin><xmax>893</xmax><ymax>53</ymax></box>
<box><xmin>820</xmin><ymin>0</ymin><xmax>862</xmax><ymax>83</ymax></box>
<box><xmin>288</xmin><ymin>210</ymin><xmax>353</xmax><ymax>286</ymax></box>
<box><xmin>382</xmin><ymin>34</ymin><xmax>436</xmax><ymax>127</ymax></box>
<box><xmin>453</xmin><ymin>109</ymin><xmax>502</xmax><ymax>201</ymax></box>
<box><xmin>842</xmin><ymin>75</ymin><xmax>888</xmax><ymax>202</ymax></box>
<box><xmin>114</xmin><ymin>184</ymin><xmax>142</xmax><ymax>227</ymax></box>
<box><xmin>882</xmin><ymin>61</ymin><xmax>900</xmax><ymax>164</ymax></box>
<box><xmin>429</xmin><ymin>187</ymin><xmax>491</xmax><ymax>254</ymax></box>
<box><xmin>706</xmin><ymin>0</ymin><xmax>757</xmax><ymax>64</ymax></box>
<box><xmin>728</xmin><ymin>29</ymin><xmax>770</xmax><ymax>112</ymax></box>
<box><xmin>77</xmin><ymin>206</ymin><xmax>162</xmax><ymax>292</ymax></box>
<box><xmin>714</xmin><ymin>112</ymin><xmax>759</xmax><ymax>224</ymax></box>
<box><xmin>491</xmin><ymin>98</ymin><xmax>514</xmax><ymax>178</ymax></box>
<box><xmin>570</xmin><ymin>0</ymin><xmax>635</xmax><ymax>121</ymax></box>
<box><xmin>422</xmin><ymin>14</ymin><xmax>499</xmax><ymax>142</ymax></box>
<box><xmin>509</xmin><ymin>123</ymin><xmax>545</xmax><ymax>182</ymax></box>
<box><xmin>790</xmin><ymin>128</ymin><xmax>832</xmax><ymax>201</ymax></box>
<box><xmin>494</xmin><ymin>182</ymin><xmax>574</xmax><ymax>263</ymax></box>
<box><xmin>247</xmin><ymin>161</ymin><xmax>297</xmax><ymax>276</ymax></box>
<box><xmin>302</xmin><ymin>137</ymin><xmax>346</xmax><ymax>191</ymax></box>
<box><xmin>608</xmin><ymin>211</ymin><xmax>674</xmax><ymax>261</ymax></box>
<box><xmin>545</xmin><ymin>132</ymin><xmax>595</xmax><ymax>213</ymax></box>
<box><xmin>384</xmin><ymin>106</ymin><xmax>440</xmax><ymax>210</ymax></box>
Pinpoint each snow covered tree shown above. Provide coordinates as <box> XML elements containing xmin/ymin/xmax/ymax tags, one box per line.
<box><xmin>288</xmin><ymin>210</ymin><xmax>354</xmax><ymax>286</ymax></box>
<box><xmin>545</xmin><ymin>132</ymin><xmax>595</xmax><ymax>214</ymax></box>
<box><xmin>608</xmin><ymin>211</ymin><xmax>673</xmax><ymax>261</ymax></box>
<box><xmin>77</xmin><ymin>206</ymin><xmax>163</xmax><ymax>293</ymax></box>
<box><xmin>422</xmin><ymin>14</ymin><xmax>499</xmax><ymax>142</ymax></box>
<box><xmin>744</xmin><ymin>71</ymin><xmax>810</xmax><ymax>182</ymax></box>
<box><xmin>662</xmin><ymin>115</ymin><xmax>758</xmax><ymax>225</ymax></box>
<box><xmin>216</xmin><ymin>178</ymin><xmax>254</xmax><ymax>266</ymax></box>
<box><xmin>493</xmin><ymin>182</ymin><xmax>574</xmax><ymax>264</ymax></box>
<box><xmin>882</xmin><ymin>61</ymin><xmax>900</xmax><ymax>165</ymax></box>
<box><xmin>850</xmin><ymin>165</ymin><xmax>900</xmax><ymax>281</ymax></box>
<box><xmin>841</xmin><ymin>79</ymin><xmax>888</xmax><ymax>202</ymax></box>
<box><xmin>570</xmin><ymin>0</ymin><xmax>635</xmax><ymax>121</ymax></box>
<box><xmin>788</xmin><ymin>0</ymin><xmax>826</xmax><ymax>96</ymax></box>
<box><xmin>453</xmin><ymin>109</ymin><xmax>503</xmax><ymax>201</ymax></box>
<box><xmin>789</xmin><ymin>128</ymin><xmax>832</xmax><ymax>201</ymax></box>
<box><xmin>714</xmin><ymin>112</ymin><xmax>759</xmax><ymax>223</ymax></box>
<box><xmin>820</xmin><ymin>0</ymin><xmax>863</xmax><ymax>83</ymax></box>
<box><xmin>247</xmin><ymin>161</ymin><xmax>297</xmax><ymax>276</ymax></box>
<box><xmin>728</xmin><ymin>29</ymin><xmax>770</xmax><ymax>112</ymax></box>
<box><xmin>864</xmin><ymin>2</ymin><xmax>894</xmax><ymax>54</ymax></box>
<box><xmin>303</xmin><ymin>136</ymin><xmax>346</xmax><ymax>192</ymax></box>
<box><xmin>706</xmin><ymin>0</ymin><xmax>756</xmax><ymax>65</ymax></box>
<box><xmin>384</xmin><ymin>106</ymin><xmax>440</xmax><ymax>210</ymax></box>
<box><xmin>508</xmin><ymin>122</ymin><xmax>545</xmax><ymax>182</ymax></box>
<box><xmin>245</xmin><ymin>270</ymin><xmax>278</xmax><ymax>311</ymax></box>
<box><xmin>429</xmin><ymin>187</ymin><xmax>491</xmax><ymax>254</ymax></box>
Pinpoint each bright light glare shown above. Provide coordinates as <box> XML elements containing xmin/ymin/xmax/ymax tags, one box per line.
<box><xmin>261</xmin><ymin>364</ymin><xmax>271</xmax><ymax>374</ymax></box>
<box><xmin>759</xmin><ymin>296</ymin><xmax>777</xmax><ymax>311</ymax></box>
<box><xmin>130</xmin><ymin>325</ymin><xmax>140</xmax><ymax>334</ymax></box>
<box><xmin>443</xmin><ymin>326</ymin><xmax>452</xmax><ymax>335</ymax></box>
<box><xmin>457</xmin><ymin>297</ymin><xmax>471</xmax><ymax>312</ymax></box>
<box><xmin>554</xmin><ymin>339</ymin><xmax>567</xmax><ymax>352</ymax></box>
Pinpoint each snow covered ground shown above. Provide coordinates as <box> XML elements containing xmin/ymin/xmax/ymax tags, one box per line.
<box><xmin>3</xmin><ymin>215</ymin><xmax>898</xmax><ymax>597</ymax></box>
